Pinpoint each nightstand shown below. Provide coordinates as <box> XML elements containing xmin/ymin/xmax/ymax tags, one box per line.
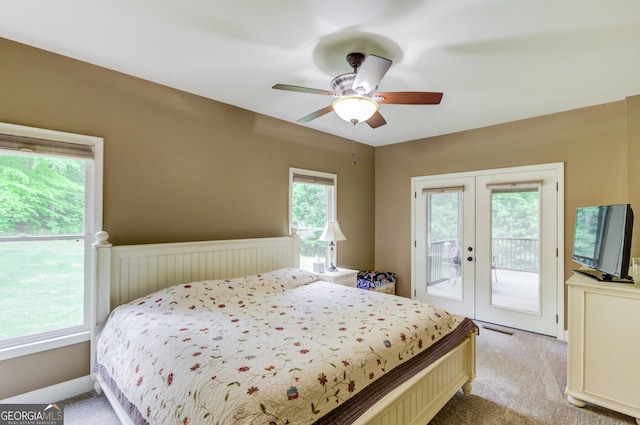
<box><xmin>318</xmin><ymin>268</ymin><xmax>358</xmax><ymax>287</ymax></box>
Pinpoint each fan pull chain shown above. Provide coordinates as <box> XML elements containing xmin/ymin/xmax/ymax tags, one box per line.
<box><xmin>351</xmin><ymin>121</ymin><xmax>357</xmax><ymax>165</ymax></box>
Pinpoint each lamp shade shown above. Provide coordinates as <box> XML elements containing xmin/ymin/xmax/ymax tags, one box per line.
<box><xmin>332</xmin><ymin>96</ymin><xmax>378</xmax><ymax>123</ymax></box>
<box><xmin>319</xmin><ymin>221</ymin><xmax>347</xmax><ymax>242</ymax></box>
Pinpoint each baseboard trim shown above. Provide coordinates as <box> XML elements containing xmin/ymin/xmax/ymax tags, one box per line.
<box><xmin>0</xmin><ymin>375</ymin><xmax>94</xmax><ymax>403</ymax></box>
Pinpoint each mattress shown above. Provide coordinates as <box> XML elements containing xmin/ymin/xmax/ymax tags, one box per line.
<box><xmin>94</xmin><ymin>268</ymin><xmax>473</xmax><ymax>425</ymax></box>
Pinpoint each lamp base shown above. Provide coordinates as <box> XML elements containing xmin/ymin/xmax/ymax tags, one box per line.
<box><xmin>326</xmin><ymin>263</ymin><xmax>339</xmax><ymax>272</ymax></box>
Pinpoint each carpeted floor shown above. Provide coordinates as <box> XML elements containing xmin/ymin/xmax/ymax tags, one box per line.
<box><xmin>429</xmin><ymin>323</ymin><xmax>635</xmax><ymax>424</ymax></box>
<box><xmin>61</xmin><ymin>390</ymin><xmax>120</xmax><ymax>425</ymax></box>
<box><xmin>61</xmin><ymin>322</ymin><xmax>637</xmax><ymax>424</ymax></box>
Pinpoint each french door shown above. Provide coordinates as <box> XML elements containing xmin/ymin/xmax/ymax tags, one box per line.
<box><xmin>412</xmin><ymin>164</ymin><xmax>563</xmax><ymax>337</ymax></box>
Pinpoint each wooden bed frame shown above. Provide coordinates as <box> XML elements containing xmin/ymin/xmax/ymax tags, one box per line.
<box><xmin>91</xmin><ymin>231</ymin><xmax>476</xmax><ymax>425</ymax></box>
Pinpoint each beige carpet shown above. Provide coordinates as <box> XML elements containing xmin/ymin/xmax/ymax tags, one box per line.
<box><xmin>62</xmin><ymin>322</ymin><xmax>637</xmax><ymax>424</ymax></box>
<box><xmin>430</xmin><ymin>323</ymin><xmax>635</xmax><ymax>424</ymax></box>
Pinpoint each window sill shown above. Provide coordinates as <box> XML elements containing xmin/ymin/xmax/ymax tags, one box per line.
<box><xmin>0</xmin><ymin>330</ymin><xmax>91</xmax><ymax>361</ymax></box>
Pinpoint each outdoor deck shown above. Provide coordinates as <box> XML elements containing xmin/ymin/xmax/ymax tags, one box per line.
<box><xmin>427</xmin><ymin>268</ymin><xmax>540</xmax><ymax>313</ymax></box>
<box><xmin>427</xmin><ymin>237</ymin><xmax>541</xmax><ymax>313</ymax></box>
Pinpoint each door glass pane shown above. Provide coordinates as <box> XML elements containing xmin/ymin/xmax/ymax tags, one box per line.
<box><xmin>490</xmin><ymin>188</ymin><xmax>540</xmax><ymax>313</ymax></box>
<box><xmin>426</xmin><ymin>192</ymin><xmax>463</xmax><ymax>300</ymax></box>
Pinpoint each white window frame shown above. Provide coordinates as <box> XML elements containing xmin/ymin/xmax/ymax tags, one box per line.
<box><xmin>0</xmin><ymin>122</ymin><xmax>103</xmax><ymax>360</ymax></box>
<box><xmin>289</xmin><ymin>167</ymin><xmax>337</xmax><ymax>269</ymax></box>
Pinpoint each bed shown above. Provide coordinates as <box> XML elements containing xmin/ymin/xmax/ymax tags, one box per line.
<box><xmin>91</xmin><ymin>231</ymin><xmax>476</xmax><ymax>425</ymax></box>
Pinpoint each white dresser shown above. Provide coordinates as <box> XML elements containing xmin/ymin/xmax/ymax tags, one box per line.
<box><xmin>318</xmin><ymin>268</ymin><xmax>358</xmax><ymax>287</ymax></box>
<box><xmin>565</xmin><ymin>271</ymin><xmax>640</xmax><ymax>424</ymax></box>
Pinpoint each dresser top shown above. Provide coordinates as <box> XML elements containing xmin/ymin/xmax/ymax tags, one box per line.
<box><xmin>567</xmin><ymin>269</ymin><xmax>640</xmax><ymax>294</ymax></box>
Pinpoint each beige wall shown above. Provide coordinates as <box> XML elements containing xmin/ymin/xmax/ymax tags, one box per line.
<box><xmin>375</xmin><ymin>97</ymin><xmax>639</xmax><ymax>312</ymax></box>
<box><xmin>0</xmin><ymin>39</ymin><xmax>375</xmax><ymax>399</ymax></box>
<box><xmin>626</xmin><ymin>96</ymin><xmax>640</xmax><ymax>255</ymax></box>
<box><xmin>2</xmin><ymin>36</ymin><xmax>639</xmax><ymax>399</ymax></box>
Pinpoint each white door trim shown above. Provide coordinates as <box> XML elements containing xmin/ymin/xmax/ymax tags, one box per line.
<box><xmin>411</xmin><ymin>163</ymin><xmax>565</xmax><ymax>340</ymax></box>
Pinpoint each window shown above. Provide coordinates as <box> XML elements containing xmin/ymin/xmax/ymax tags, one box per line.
<box><xmin>0</xmin><ymin>123</ymin><xmax>102</xmax><ymax>359</ymax></box>
<box><xmin>289</xmin><ymin>168</ymin><xmax>336</xmax><ymax>270</ymax></box>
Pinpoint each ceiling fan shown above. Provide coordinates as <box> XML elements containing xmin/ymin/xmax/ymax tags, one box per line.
<box><xmin>272</xmin><ymin>52</ymin><xmax>443</xmax><ymax>128</ymax></box>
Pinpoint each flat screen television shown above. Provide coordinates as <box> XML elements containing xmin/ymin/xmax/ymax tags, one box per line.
<box><xmin>572</xmin><ymin>203</ymin><xmax>634</xmax><ymax>281</ymax></box>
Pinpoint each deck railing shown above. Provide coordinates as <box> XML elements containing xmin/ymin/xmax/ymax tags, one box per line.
<box><xmin>428</xmin><ymin>239</ymin><xmax>459</xmax><ymax>284</ymax></box>
<box><xmin>492</xmin><ymin>237</ymin><xmax>539</xmax><ymax>272</ymax></box>
<box><xmin>428</xmin><ymin>237</ymin><xmax>539</xmax><ymax>283</ymax></box>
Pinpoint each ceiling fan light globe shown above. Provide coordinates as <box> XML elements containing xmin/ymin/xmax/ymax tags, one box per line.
<box><xmin>332</xmin><ymin>96</ymin><xmax>378</xmax><ymax>124</ymax></box>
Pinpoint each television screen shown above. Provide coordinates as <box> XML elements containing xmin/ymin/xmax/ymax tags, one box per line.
<box><xmin>572</xmin><ymin>204</ymin><xmax>634</xmax><ymax>281</ymax></box>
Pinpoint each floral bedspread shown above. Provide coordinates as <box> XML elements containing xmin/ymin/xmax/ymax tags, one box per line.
<box><xmin>94</xmin><ymin>269</ymin><xmax>468</xmax><ymax>425</ymax></box>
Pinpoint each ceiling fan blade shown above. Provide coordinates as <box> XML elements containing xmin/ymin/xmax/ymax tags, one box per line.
<box><xmin>376</xmin><ymin>91</ymin><xmax>443</xmax><ymax>105</ymax></box>
<box><xmin>366</xmin><ymin>111</ymin><xmax>387</xmax><ymax>129</ymax></box>
<box><xmin>272</xmin><ymin>84</ymin><xmax>335</xmax><ymax>96</ymax></box>
<box><xmin>352</xmin><ymin>55</ymin><xmax>392</xmax><ymax>96</ymax></box>
<box><xmin>297</xmin><ymin>105</ymin><xmax>334</xmax><ymax>123</ymax></box>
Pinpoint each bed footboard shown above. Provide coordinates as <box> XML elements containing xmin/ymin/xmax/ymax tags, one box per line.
<box><xmin>353</xmin><ymin>329</ymin><xmax>476</xmax><ymax>425</ymax></box>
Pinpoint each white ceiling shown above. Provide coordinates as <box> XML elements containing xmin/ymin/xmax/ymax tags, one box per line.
<box><xmin>3</xmin><ymin>0</ymin><xmax>640</xmax><ymax>146</ymax></box>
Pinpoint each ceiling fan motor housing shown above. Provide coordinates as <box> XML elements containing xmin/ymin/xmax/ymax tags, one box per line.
<box><xmin>331</xmin><ymin>53</ymin><xmax>370</xmax><ymax>96</ymax></box>
<box><xmin>330</xmin><ymin>73</ymin><xmax>358</xmax><ymax>96</ymax></box>
<box><xmin>346</xmin><ymin>52</ymin><xmax>365</xmax><ymax>71</ymax></box>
